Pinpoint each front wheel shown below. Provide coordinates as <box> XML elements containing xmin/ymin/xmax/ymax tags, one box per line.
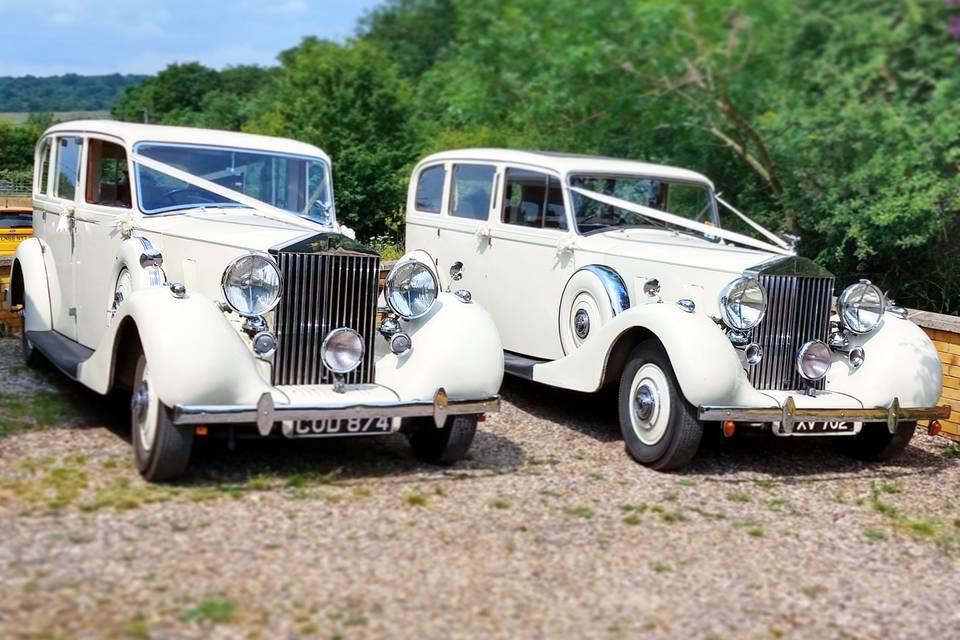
<box><xmin>834</xmin><ymin>421</ymin><xmax>916</xmax><ymax>462</ymax></box>
<box><xmin>131</xmin><ymin>353</ymin><xmax>194</xmax><ymax>481</ymax></box>
<box><xmin>404</xmin><ymin>415</ymin><xmax>478</xmax><ymax>465</ymax></box>
<box><xmin>617</xmin><ymin>341</ymin><xmax>702</xmax><ymax>471</ymax></box>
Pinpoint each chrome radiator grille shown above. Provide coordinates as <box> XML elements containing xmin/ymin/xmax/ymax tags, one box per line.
<box><xmin>272</xmin><ymin>252</ymin><xmax>380</xmax><ymax>386</ymax></box>
<box><xmin>748</xmin><ymin>273</ymin><xmax>835</xmax><ymax>391</ymax></box>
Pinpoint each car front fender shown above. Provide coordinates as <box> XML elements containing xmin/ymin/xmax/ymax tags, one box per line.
<box><xmin>531</xmin><ymin>302</ymin><xmax>768</xmax><ymax>407</ymax></box>
<box><xmin>78</xmin><ymin>286</ymin><xmax>272</xmax><ymax>407</ymax></box>
<box><xmin>12</xmin><ymin>237</ymin><xmax>52</xmax><ymax>332</ymax></box>
<box><xmin>375</xmin><ymin>292</ymin><xmax>504</xmax><ymax>402</ymax></box>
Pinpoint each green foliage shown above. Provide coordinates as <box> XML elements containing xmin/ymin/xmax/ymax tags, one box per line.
<box><xmin>0</xmin><ymin>74</ymin><xmax>144</xmax><ymax>111</ymax></box>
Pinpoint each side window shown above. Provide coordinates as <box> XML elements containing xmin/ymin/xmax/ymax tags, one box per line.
<box><xmin>414</xmin><ymin>165</ymin><xmax>445</xmax><ymax>213</ymax></box>
<box><xmin>35</xmin><ymin>139</ymin><xmax>52</xmax><ymax>196</ymax></box>
<box><xmin>501</xmin><ymin>168</ymin><xmax>567</xmax><ymax>230</ymax></box>
<box><xmin>54</xmin><ymin>136</ymin><xmax>82</xmax><ymax>201</ymax></box>
<box><xmin>450</xmin><ymin>164</ymin><xmax>495</xmax><ymax>220</ymax></box>
<box><xmin>86</xmin><ymin>139</ymin><xmax>131</xmax><ymax>208</ymax></box>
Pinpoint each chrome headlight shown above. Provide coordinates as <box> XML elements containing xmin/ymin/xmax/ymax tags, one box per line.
<box><xmin>384</xmin><ymin>259</ymin><xmax>438</xmax><ymax>319</ymax></box>
<box><xmin>321</xmin><ymin>328</ymin><xmax>364</xmax><ymax>374</ymax></box>
<box><xmin>719</xmin><ymin>277</ymin><xmax>767</xmax><ymax>330</ymax></box>
<box><xmin>838</xmin><ymin>281</ymin><xmax>885</xmax><ymax>334</ymax></box>
<box><xmin>797</xmin><ymin>340</ymin><xmax>831</xmax><ymax>381</ymax></box>
<box><xmin>221</xmin><ymin>252</ymin><xmax>281</xmax><ymax>317</ymax></box>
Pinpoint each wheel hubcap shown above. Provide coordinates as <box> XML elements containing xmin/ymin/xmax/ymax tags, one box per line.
<box><xmin>629</xmin><ymin>364</ymin><xmax>671</xmax><ymax>446</ymax></box>
<box><xmin>574</xmin><ymin>309</ymin><xmax>590</xmax><ymax>339</ymax></box>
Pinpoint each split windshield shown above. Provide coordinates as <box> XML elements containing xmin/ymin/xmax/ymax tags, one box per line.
<box><xmin>135</xmin><ymin>143</ymin><xmax>333</xmax><ymax>223</ymax></box>
<box><xmin>569</xmin><ymin>174</ymin><xmax>716</xmax><ymax>235</ymax></box>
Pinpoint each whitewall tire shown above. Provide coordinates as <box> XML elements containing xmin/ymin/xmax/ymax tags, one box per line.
<box><xmin>131</xmin><ymin>353</ymin><xmax>194</xmax><ymax>482</ymax></box>
<box><xmin>617</xmin><ymin>341</ymin><xmax>702</xmax><ymax>470</ymax></box>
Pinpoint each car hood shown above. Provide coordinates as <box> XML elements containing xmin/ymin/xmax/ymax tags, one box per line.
<box><xmin>577</xmin><ymin>228</ymin><xmax>782</xmax><ymax>277</ymax></box>
<box><xmin>138</xmin><ymin>208</ymin><xmax>323</xmax><ymax>252</ymax></box>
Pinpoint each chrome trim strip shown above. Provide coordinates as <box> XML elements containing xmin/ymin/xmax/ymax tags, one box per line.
<box><xmin>577</xmin><ymin>265</ymin><xmax>630</xmax><ymax>316</ymax></box>
<box><xmin>699</xmin><ymin>398</ymin><xmax>951</xmax><ymax>435</ymax></box>
<box><xmin>173</xmin><ymin>391</ymin><xmax>501</xmax><ymax>436</ymax></box>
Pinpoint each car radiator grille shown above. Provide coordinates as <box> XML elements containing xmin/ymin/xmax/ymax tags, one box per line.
<box><xmin>272</xmin><ymin>252</ymin><xmax>380</xmax><ymax>386</ymax></box>
<box><xmin>748</xmin><ymin>273</ymin><xmax>835</xmax><ymax>391</ymax></box>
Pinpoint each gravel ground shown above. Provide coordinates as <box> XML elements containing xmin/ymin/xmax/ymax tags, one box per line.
<box><xmin>2</xmin><ymin>336</ymin><xmax>960</xmax><ymax>640</ymax></box>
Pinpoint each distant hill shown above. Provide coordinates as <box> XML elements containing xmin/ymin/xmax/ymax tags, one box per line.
<box><xmin>0</xmin><ymin>73</ymin><xmax>146</xmax><ymax>112</ymax></box>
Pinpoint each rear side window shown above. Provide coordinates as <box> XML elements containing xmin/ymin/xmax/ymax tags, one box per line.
<box><xmin>414</xmin><ymin>165</ymin><xmax>445</xmax><ymax>213</ymax></box>
<box><xmin>36</xmin><ymin>139</ymin><xmax>52</xmax><ymax>195</ymax></box>
<box><xmin>86</xmin><ymin>139</ymin><xmax>131</xmax><ymax>208</ymax></box>
<box><xmin>450</xmin><ymin>164</ymin><xmax>495</xmax><ymax>220</ymax></box>
<box><xmin>54</xmin><ymin>136</ymin><xmax>82</xmax><ymax>201</ymax></box>
<box><xmin>501</xmin><ymin>168</ymin><xmax>567</xmax><ymax>230</ymax></box>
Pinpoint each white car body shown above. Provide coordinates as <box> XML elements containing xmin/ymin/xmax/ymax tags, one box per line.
<box><xmin>403</xmin><ymin>148</ymin><xmax>948</xmax><ymax>461</ymax></box>
<box><xmin>11</xmin><ymin>122</ymin><xmax>502</xmax><ymax>478</ymax></box>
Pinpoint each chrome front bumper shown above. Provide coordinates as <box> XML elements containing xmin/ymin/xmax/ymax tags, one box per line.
<box><xmin>699</xmin><ymin>397</ymin><xmax>951</xmax><ymax>435</ymax></box>
<box><xmin>173</xmin><ymin>388</ymin><xmax>500</xmax><ymax>436</ymax></box>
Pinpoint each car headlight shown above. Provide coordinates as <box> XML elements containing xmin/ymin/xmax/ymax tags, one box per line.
<box><xmin>797</xmin><ymin>340</ymin><xmax>831</xmax><ymax>381</ymax></box>
<box><xmin>719</xmin><ymin>277</ymin><xmax>767</xmax><ymax>330</ymax></box>
<box><xmin>838</xmin><ymin>281</ymin><xmax>885</xmax><ymax>334</ymax></box>
<box><xmin>384</xmin><ymin>259</ymin><xmax>438</xmax><ymax>319</ymax></box>
<box><xmin>221</xmin><ymin>252</ymin><xmax>281</xmax><ymax>317</ymax></box>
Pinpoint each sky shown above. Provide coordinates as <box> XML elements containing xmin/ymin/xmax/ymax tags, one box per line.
<box><xmin>0</xmin><ymin>0</ymin><xmax>383</xmax><ymax>77</ymax></box>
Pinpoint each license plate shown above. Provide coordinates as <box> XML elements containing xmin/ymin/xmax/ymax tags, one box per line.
<box><xmin>792</xmin><ymin>420</ymin><xmax>858</xmax><ymax>434</ymax></box>
<box><xmin>283</xmin><ymin>417</ymin><xmax>393</xmax><ymax>438</ymax></box>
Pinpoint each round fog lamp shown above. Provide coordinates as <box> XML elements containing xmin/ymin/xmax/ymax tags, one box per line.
<box><xmin>252</xmin><ymin>331</ymin><xmax>277</xmax><ymax>357</ymax></box>
<box><xmin>744</xmin><ymin>343</ymin><xmax>763</xmax><ymax>367</ymax></box>
<box><xmin>390</xmin><ymin>332</ymin><xmax>412</xmax><ymax>356</ymax></box>
<box><xmin>321</xmin><ymin>328</ymin><xmax>364</xmax><ymax>374</ymax></box>
<box><xmin>797</xmin><ymin>340</ymin><xmax>831</xmax><ymax>381</ymax></box>
<box><xmin>848</xmin><ymin>346</ymin><xmax>865</xmax><ymax>369</ymax></box>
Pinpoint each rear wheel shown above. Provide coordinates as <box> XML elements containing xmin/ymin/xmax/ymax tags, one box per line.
<box><xmin>131</xmin><ymin>353</ymin><xmax>194</xmax><ymax>481</ymax></box>
<box><xmin>617</xmin><ymin>341</ymin><xmax>702</xmax><ymax>471</ymax></box>
<box><xmin>18</xmin><ymin>309</ymin><xmax>44</xmax><ymax>368</ymax></box>
<box><xmin>834</xmin><ymin>421</ymin><xmax>916</xmax><ymax>462</ymax></box>
<box><xmin>405</xmin><ymin>415</ymin><xmax>478</xmax><ymax>465</ymax></box>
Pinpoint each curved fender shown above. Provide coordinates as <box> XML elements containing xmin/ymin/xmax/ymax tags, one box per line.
<box><xmin>375</xmin><ymin>292</ymin><xmax>504</xmax><ymax>401</ymax></box>
<box><xmin>12</xmin><ymin>238</ymin><xmax>53</xmax><ymax>332</ymax></box>
<box><xmin>78</xmin><ymin>287</ymin><xmax>272</xmax><ymax>407</ymax></box>
<box><xmin>828</xmin><ymin>317</ymin><xmax>943</xmax><ymax>408</ymax></box>
<box><xmin>532</xmin><ymin>302</ymin><xmax>769</xmax><ymax>407</ymax></box>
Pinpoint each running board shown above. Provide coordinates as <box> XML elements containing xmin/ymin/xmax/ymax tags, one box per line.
<box><xmin>26</xmin><ymin>330</ymin><xmax>94</xmax><ymax>379</ymax></box>
<box><xmin>503</xmin><ymin>351</ymin><xmax>549</xmax><ymax>381</ymax></box>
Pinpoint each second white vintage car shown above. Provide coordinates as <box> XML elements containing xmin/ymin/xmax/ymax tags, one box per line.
<box><xmin>403</xmin><ymin>148</ymin><xmax>950</xmax><ymax>470</ymax></box>
<box><xmin>9</xmin><ymin>122</ymin><xmax>503</xmax><ymax>481</ymax></box>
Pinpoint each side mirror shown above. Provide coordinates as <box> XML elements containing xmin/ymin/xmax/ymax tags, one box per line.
<box><xmin>447</xmin><ymin>261</ymin><xmax>463</xmax><ymax>292</ymax></box>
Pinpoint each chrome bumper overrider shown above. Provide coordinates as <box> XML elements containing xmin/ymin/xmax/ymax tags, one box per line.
<box><xmin>173</xmin><ymin>388</ymin><xmax>500</xmax><ymax>436</ymax></box>
<box><xmin>699</xmin><ymin>397</ymin><xmax>951</xmax><ymax>434</ymax></box>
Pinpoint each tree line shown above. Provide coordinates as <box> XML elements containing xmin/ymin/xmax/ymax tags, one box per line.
<box><xmin>8</xmin><ymin>0</ymin><xmax>960</xmax><ymax>313</ymax></box>
<box><xmin>0</xmin><ymin>74</ymin><xmax>145</xmax><ymax>112</ymax></box>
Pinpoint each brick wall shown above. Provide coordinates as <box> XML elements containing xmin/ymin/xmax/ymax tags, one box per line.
<box><xmin>913</xmin><ymin>310</ymin><xmax>960</xmax><ymax>441</ymax></box>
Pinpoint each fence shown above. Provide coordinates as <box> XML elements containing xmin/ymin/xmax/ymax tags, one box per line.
<box><xmin>0</xmin><ymin>179</ymin><xmax>30</xmax><ymax>197</ymax></box>
<box><xmin>911</xmin><ymin>310</ymin><xmax>960</xmax><ymax>441</ymax></box>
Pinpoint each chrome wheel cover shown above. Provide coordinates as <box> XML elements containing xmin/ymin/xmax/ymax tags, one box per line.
<box><xmin>132</xmin><ymin>364</ymin><xmax>159</xmax><ymax>452</ymax></box>
<box><xmin>628</xmin><ymin>363</ymin><xmax>670</xmax><ymax>446</ymax></box>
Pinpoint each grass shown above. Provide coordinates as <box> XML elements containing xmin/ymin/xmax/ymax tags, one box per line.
<box><xmin>180</xmin><ymin>599</ymin><xmax>237</xmax><ymax>625</ymax></box>
<box><xmin>767</xmin><ymin>499</ymin><xmax>803</xmax><ymax>517</ymax></box>
<box><xmin>404</xmin><ymin>492</ymin><xmax>428</xmax><ymax>507</ymax></box>
<box><xmin>490</xmin><ymin>499</ymin><xmax>511</xmax><ymax>510</ymax></box>
<box><xmin>623</xmin><ymin>514</ymin><xmax>642</xmax><ymax>526</ymax></box>
<box><xmin>943</xmin><ymin>443</ymin><xmax>960</xmax><ymax>460</ymax></box>
<box><xmin>0</xmin><ymin>389</ymin><xmax>76</xmax><ymax>437</ymax></box>
<box><xmin>652</xmin><ymin>563</ymin><xmax>671</xmax><ymax>574</ymax></box>
<box><xmin>727</xmin><ymin>492</ymin><xmax>751</xmax><ymax>503</ymax></box>
<box><xmin>563</xmin><ymin>505</ymin><xmax>594</xmax><ymax>519</ymax></box>
<box><xmin>620</xmin><ymin>503</ymin><xmax>648</xmax><ymax>514</ymax></box>
<box><xmin>864</xmin><ymin>530</ymin><xmax>887</xmax><ymax>543</ymax></box>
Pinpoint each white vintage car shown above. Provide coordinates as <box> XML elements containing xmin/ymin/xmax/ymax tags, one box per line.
<box><xmin>403</xmin><ymin>149</ymin><xmax>950</xmax><ymax>470</ymax></box>
<box><xmin>9</xmin><ymin>122</ymin><xmax>502</xmax><ymax>481</ymax></box>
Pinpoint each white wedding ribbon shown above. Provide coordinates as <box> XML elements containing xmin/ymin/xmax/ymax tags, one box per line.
<box><xmin>715</xmin><ymin>195</ymin><xmax>791</xmax><ymax>251</ymax></box>
<box><xmin>130</xmin><ymin>153</ymin><xmax>356</xmax><ymax>238</ymax></box>
<box><xmin>568</xmin><ymin>186</ymin><xmax>792</xmax><ymax>256</ymax></box>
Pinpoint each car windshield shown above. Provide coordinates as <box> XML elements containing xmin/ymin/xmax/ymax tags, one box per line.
<box><xmin>134</xmin><ymin>143</ymin><xmax>333</xmax><ymax>223</ymax></box>
<box><xmin>569</xmin><ymin>174</ymin><xmax>716</xmax><ymax>235</ymax></box>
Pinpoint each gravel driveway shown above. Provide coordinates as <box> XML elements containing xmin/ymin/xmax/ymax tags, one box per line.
<box><xmin>2</xmin><ymin>336</ymin><xmax>960</xmax><ymax>639</ymax></box>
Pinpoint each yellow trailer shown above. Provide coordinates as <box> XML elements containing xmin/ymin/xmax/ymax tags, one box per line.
<box><xmin>0</xmin><ymin>207</ymin><xmax>32</xmax><ymax>333</ymax></box>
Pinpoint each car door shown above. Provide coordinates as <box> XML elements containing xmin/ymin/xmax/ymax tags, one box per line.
<box><xmin>476</xmin><ymin>166</ymin><xmax>575</xmax><ymax>361</ymax></box>
<box><xmin>74</xmin><ymin>136</ymin><xmax>133</xmax><ymax>349</ymax></box>
<box><xmin>36</xmin><ymin>135</ymin><xmax>83</xmax><ymax>341</ymax></box>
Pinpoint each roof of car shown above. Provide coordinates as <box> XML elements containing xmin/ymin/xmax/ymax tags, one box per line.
<box><xmin>417</xmin><ymin>148</ymin><xmax>714</xmax><ymax>186</ymax></box>
<box><xmin>43</xmin><ymin>120</ymin><xmax>330</xmax><ymax>162</ymax></box>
